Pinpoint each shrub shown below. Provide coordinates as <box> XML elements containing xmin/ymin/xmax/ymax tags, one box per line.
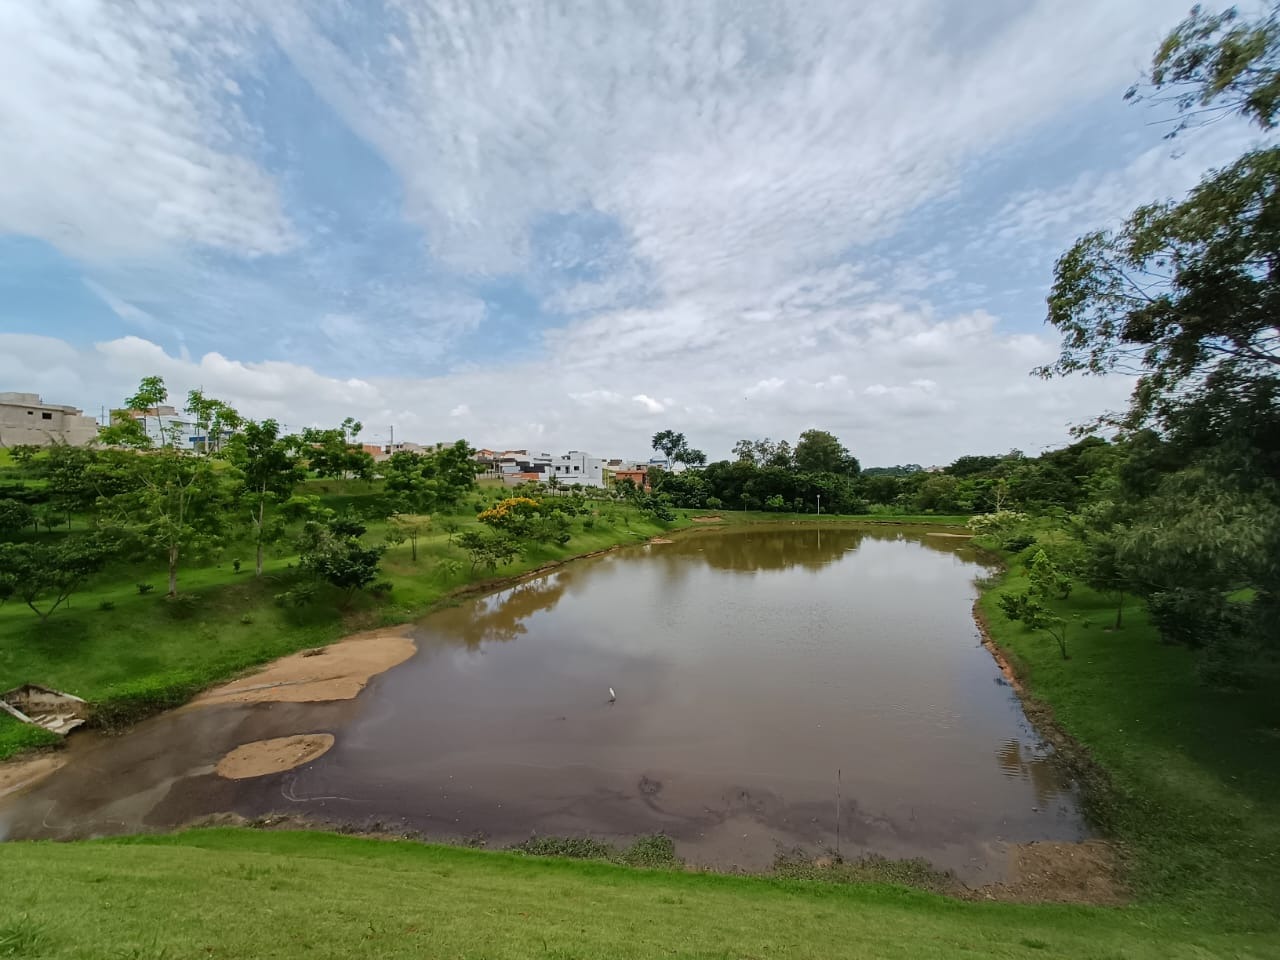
<box><xmin>97</xmin><ymin>599</ymin><xmax>115</xmax><ymax>611</ymax></box>
<box><xmin>274</xmin><ymin>582</ymin><xmax>318</xmax><ymax>607</ymax></box>
<box><xmin>370</xmin><ymin>579</ymin><xmax>394</xmax><ymax>596</ymax></box>
<box><xmin>239</xmin><ymin>613</ymin><xmax>254</xmax><ymax>625</ymax></box>
<box><xmin>136</xmin><ymin>582</ymin><xmax>155</xmax><ymax>595</ymax></box>
<box><xmin>232</xmin><ymin>558</ymin><xmax>242</xmax><ymax>573</ymax></box>
<box><xmin>582</xmin><ymin>517</ymin><xmax>595</xmax><ymax>530</ymax></box>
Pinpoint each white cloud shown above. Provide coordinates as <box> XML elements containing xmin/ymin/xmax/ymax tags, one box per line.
<box><xmin>265</xmin><ymin>0</ymin><xmax>1191</xmax><ymax>299</ymax></box>
<box><xmin>1</xmin><ymin>326</ymin><xmax>1133</xmax><ymax>464</ymax></box>
<box><xmin>0</xmin><ymin>1</ymin><xmax>1216</xmax><ymax>463</ymax></box>
<box><xmin>0</xmin><ymin>2</ymin><xmax>293</xmax><ymax>260</ymax></box>
<box><xmin>632</xmin><ymin>394</ymin><xmax>667</xmax><ymax>414</ymax></box>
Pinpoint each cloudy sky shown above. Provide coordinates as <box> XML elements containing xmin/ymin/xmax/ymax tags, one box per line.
<box><xmin>0</xmin><ymin>0</ymin><xmax>1262</xmax><ymax>464</ymax></box>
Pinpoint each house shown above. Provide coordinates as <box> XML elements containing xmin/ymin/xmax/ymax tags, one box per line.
<box><xmin>0</xmin><ymin>393</ymin><xmax>99</xmax><ymax>447</ymax></box>
<box><xmin>493</xmin><ymin>450</ymin><xmax>606</xmax><ymax>488</ymax></box>
<box><xmin>611</xmin><ymin>466</ymin><xmax>650</xmax><ymax>491</ymax></box>
<box><xmin>128</xmin><ymin>406</ymin><xmax>203</xmax><ymax>450</ymax></box>
<box><xmin>544</xmin><ymin>450</ymin><xmax>605</xmax><ymax>488</ymax></box>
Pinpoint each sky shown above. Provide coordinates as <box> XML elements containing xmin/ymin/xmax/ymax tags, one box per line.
<box><xmin>0</xmin><ymin>0</ymin><xmax>1263</xmax><ymax>465</ymax></box>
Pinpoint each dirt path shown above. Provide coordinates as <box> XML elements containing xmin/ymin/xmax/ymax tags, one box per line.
<box><xmin>189</xmin><ymin>626</ymin><xmax>416</xmax><ymax>706</ymax></box>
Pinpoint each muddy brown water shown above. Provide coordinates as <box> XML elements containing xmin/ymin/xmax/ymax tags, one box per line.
<box><xmin>0</xmin><ymin>526</ymin><xmax>1086</xmax><ymax>881</ymax></box>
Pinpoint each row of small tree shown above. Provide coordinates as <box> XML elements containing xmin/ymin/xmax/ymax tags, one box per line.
<box><xmin>0</xmin><ymin>376</ymin><xmax>479</xmax><ymax>619</ymax></box>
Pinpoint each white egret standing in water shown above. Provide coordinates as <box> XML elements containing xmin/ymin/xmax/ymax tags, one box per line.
<box><xmin>608</xmin><ymin>687</ymin><xmax>616</xmax><ymax>703</ymax></box>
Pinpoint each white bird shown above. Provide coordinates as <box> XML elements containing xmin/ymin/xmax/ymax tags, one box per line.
<box><xmin>608</xmin><ymin>687</ymin><xmax>616</xmax><ymax>703</ymax></box>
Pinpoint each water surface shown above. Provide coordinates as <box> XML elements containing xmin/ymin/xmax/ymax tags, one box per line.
<box><xmin>0</xmin><ymin>526</ymin><xmax>1084</xmax><ymax>879</ymax></box>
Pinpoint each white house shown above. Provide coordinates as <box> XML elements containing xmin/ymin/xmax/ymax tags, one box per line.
<box><xmin>129</xmin><ymin>406</ymin><xmax>201</xmax><ymax>450</ymax></box>
<box><xmin>546</xmin><ymin>451</ymin><xmax>605</xmax><ymax>488</ymax></box>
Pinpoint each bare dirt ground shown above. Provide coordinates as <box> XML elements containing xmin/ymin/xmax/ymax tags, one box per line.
<box><xmin>691</xmin><ymin>516</ymin><xmax>724</xmax><ymax>523</ymax></box>
<box><xmin>0</xmin><ymin>754</ymin><xmax>66</xmax><ymax>799</ymax></box>
<box><xmin>970</xmin><ymin>840</ymin><xmax>1126</xmax><ymax>904</ymax></box>
<box><xmin>189</xmin><ymin>626</ymin><xmax>416</xmax><ymax>706</ymax></box>
<box><xmin>215</xmin><ymin>734</ymin><xmax>336</xmax><ymax>780</ymax></box>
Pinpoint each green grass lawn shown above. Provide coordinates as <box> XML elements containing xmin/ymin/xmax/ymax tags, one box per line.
<box><xmin>979</xmin><ymin>560</ymin><xmax>1280</xmax><ymax>933</ymax></box>
<box><xmin>0</xmin><ymin>829</ymin><xmax>1271</xmax><ymax>960</ymax></box>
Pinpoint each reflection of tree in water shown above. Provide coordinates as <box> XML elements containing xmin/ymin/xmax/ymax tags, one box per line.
<box><xmin>666</xmin><ymin>527</ymin><xmax>973</xmax><ymax>573</ymax></box>
<box><xmin>995</xmin><ymin>738</ymin><xmax>1065</xmax><ymax>808</ymax></box>
<box><xmin>449</xmin><ymin>574</ymin><xmax>573</xmax><ymax>648</ymax></box>
<box><xmin>667</xmin><ymin>528</ymin><xmax>863</xmax><ymax>573</ymax></box>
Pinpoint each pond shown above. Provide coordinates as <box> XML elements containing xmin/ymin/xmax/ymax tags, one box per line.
<box><xmin>0</xmin><ymin>526</ymin><xmax>1085</xmax><ymax>880</ymax></box>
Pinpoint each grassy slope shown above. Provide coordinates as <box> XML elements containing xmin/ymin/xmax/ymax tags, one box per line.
<box><xmin>0</xmin><ymin>492</ymin><xmax>685</xmax><ymax>755</ymax></box>
<box><xmin>979</xmin><ymin>558</ymin><xmax>1280</xmax><ymax>933</ymax></box>
<box><xmin>0</xmin><ymin>829</ymin><xmax>1267</xmax><ymax>960</ymax></box>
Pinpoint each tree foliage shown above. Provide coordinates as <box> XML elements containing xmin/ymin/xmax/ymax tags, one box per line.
<box><xmin>0</xmin><ymin>535</ymin><xmax>114</xmax><ymax>621</ymax></box>
<box><xmin>1039</xmin><ymin>4</ymin><xmax>1280</xmax><ymax>679</ymax></box>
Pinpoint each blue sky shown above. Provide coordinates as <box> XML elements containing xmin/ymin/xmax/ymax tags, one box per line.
<box><xmin>0</xmin><ymin>0</ymin><xmax>1260</xmax><ymax>462</ymax></box>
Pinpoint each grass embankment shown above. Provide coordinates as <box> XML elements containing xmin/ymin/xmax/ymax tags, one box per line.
<box><xmin>0</xmin><ymin>488</ymin><xmax>687</xmax><ymax>758</ymax></box>
<box><xmin>0</xmin><ymin>829</ymin><xmax>1267</xmax><ymax>960</ymax></box>
<box><xmin>979</xmin><ymin>553</ymin><xmax>1280</xmax><ymax>934</ymax></box>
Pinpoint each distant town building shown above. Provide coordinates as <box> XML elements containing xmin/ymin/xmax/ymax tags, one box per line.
<box><xmin>0</xmin><ymin>392</ymin><xmax>99</xmax><ymax>447</ymax></box>
<box><xmin>610</xmin><ymin>466</ymin><xmax>650</xmax><ymax>491</ymax></box>
<box><xmin>486</xmin><ymin>449</ymin><xmax>607</xmax><ymax>488</ymax></box>
<box><xmin>128</xmin><ymin>406</ymin><xmax>202</xmax><ymax>450</ymax></box>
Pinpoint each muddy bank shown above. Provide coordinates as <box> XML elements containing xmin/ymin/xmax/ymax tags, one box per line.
<box><xmin>972</xmin><ymin>599</ymin><xmax>1125</xmax><ymax>865</ymax></box>
<box><xmin>0</xmin><ymin>754</ymin><xmax>65</xmax><ymax>799</ymax></box>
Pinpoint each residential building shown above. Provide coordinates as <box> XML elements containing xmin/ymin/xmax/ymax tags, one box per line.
<box><xmin>545</xmin><ymin>451</ymin><xmax>605</xmax><ymax>488</ymax></box>
<box><xmin>128</xmin><ymin>406</ymin><xmax>202</xmax><ymax>450</ymax></box>
<box><xmin>611</xmin><ymin>466</ymin><xmax>650</xmax><ymax>491</ymax></box>
<box><xmin>0</xmin><ymin>392</ymin><xmax>99</xmax><ymax>447</ymax></box>
<box><xmin>492</xmin><ymin>450</ymin><xmax>606</xmax><ymax>488</ymax></box>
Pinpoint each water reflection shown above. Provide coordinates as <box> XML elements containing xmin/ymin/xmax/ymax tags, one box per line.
<box><xmin>995</xmin><ymin>738</ymin><xmax>1068</xmax><ymax>809</ymax></box>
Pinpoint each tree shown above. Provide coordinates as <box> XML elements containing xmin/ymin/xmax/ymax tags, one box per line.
<box><xmin>0</xmin><ymin>499</ymin><xmax>34</xmax><ymax>538</ymax></box>
<box><xmin>98</xmin><ymin>409</ymin><xmax>150</xmax><ymax>449</ymax></box>
<box><xmin>0</xmin><ymin>535</ymin><xmax>113</xmax><ymax>621</ymax></box>
<box><xmin>225</xmin><ymin>419</ymin><xmax>305</xmax><ymax>575</ymax></box>
<box><xmin>652</xmin><ymin>430</ymin><xmax>687</xmax><ymax>462</ymax></box>
<box><xmin>39</xmin><ymin>444</ymin><xmax>101</xmax><ymax>528</ymax></box>
<box><xmin>794</xmin><ymin>429</ymin><xmax>859</xmax><ymax>476</ymax></box>
<box><xmin>302</xmin><ymin>423</ymin><xmax>375</xmax><ymax>481</ymax></box>
<box><xmin>297</xmin><ymin>516</ymin><xmax>385</xmax><ymax>607</ymax></box>
<box><xmin>125</xmin><ymin>375</ymin><xmax>168</xmax><ymax>445</ymax></box>
<box><xmin>389</xmin><ymin>513</ymin><xmax>429</xmax><ymax>561</ymax></box>
<box><xmin>1041</xmin><ymin>4</ymin><xmax>1280</xmax><ymax>673</ymax></box>
<box><xmin>456</xmin><ymin>529</ymin><xmax>521</xmax><ymax>575</ymax></box>
<box><xmin>998</xmin><ymin>550</ymin><xmax>1077</xmax><ymax>660</ymax></box>
<box><xmin>186</xmin><ymin>390</ymin><xmax>244</xmax><ymax>455</ymax></box>
<box><xmin>1130</xmin><ymin>3</ymin><xmax>1280</xmax><ymax>137</ymax></box>
<box><xmin>105</xmin><ymin>448</ymin><xmax>225</xmax><ymax>597</ymax></box>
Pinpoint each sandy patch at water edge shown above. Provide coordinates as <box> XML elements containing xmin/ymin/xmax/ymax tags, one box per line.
<box><xmin>190</xmin><ymin>626</ymin><xmax>416</xmax><ymax>706</ymax></box>
<box><xmin>215</xmin><ymin>734</ymin><xmax>335</xmax><ymax>780</ymax></box>
<box><xmin>0</xmin><ymin>755</ymin><xmax>66</xmax><ymax>799</ymax></box>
